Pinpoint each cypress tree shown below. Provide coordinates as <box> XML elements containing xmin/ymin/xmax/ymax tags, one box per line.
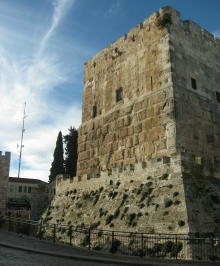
<box><xmin>64</xmin><ymin>127</ymin><xmax>78</xmax><ymax>177</ymax></box>
<box><xmin>49</xmin><ymin>131</ymin><xmax>65</xmax><ymax>183</ymax></box>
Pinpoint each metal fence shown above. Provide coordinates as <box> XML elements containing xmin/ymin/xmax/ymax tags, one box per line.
<box><xmin>5</xmin><ymin>216</ymin><xmax>220</xmax><ymax>262</ymax></box>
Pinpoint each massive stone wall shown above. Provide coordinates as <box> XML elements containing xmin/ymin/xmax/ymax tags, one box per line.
<box><xmin>169</xmin><ymin>15</ymin><xmax>220</xmax><ymax>233</ymax></box>
<box><xmin>46</xmin><ymin>7</ymin><xmax>220</xmax><ymax>234</ymax></box>
<box><xmin>0</xmin><ymin>151</ymin><xmax>10</xmax><ymax>214</ymax></box>
<box><xmin>77</xmin><ymin>7</ymin><xmax>180</xmax><ymax>177</ymax></box>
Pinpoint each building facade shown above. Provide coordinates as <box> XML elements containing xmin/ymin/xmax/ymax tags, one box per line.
<box><xmin>0</xmin><ymin>151</ymin><xmax>11</xmax><ymax>215</ymax></box>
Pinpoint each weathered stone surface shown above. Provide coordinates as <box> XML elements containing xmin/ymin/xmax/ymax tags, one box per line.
<box><xmin>47</xmin><ymin>6</ymin><xmax>220</xmax><ymax>235</ymax></box>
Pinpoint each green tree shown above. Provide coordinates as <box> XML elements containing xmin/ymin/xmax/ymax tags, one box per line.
<box><xmin>64</xmin><ymin>127</ymin><xmax>78</xmax><ymax>177</ymax></box>
<box><xmin>49</xmin><ymin>131</ymin><xmax>65</xmax><ymax>183</ymax></box>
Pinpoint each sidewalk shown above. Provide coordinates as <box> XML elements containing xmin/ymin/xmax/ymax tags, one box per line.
<box><xmin>0</xmin><ymin>229</ymin><xmax>219</xmax><ymax>266</ymax></box>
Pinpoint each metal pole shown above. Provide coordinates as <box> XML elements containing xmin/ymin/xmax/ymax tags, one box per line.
<box><xmin>18</xmin><ymin>102</ymin><xmax>27</xmax><ymax>178</ymax></box>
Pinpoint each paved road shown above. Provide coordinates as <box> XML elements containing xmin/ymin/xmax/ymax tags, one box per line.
<box><xmin>0</xmin><ymin>229</ymin><xmax>219</xmax><ymax>266</ymax></box>
<box><xmin>0</xmin><ymin>245</ymin><xmax>134</xmax><ymax>266</ymax></box>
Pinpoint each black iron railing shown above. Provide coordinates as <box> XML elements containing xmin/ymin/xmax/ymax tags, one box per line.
<box><xmin>4</xmin><ymin>215</ymin><xmax>220</xmax><ymax>261</ymax></box>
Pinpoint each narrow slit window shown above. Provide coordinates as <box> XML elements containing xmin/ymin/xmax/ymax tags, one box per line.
<box><xmin>116</xmin><ymin>88</ymin><xmax>123</xmax><ymax>102</ymax></box>
<box><xmin>191</xmin><ymin>78</ymin><xmax>197</xmax><ymax>90</ymax></box>
<box><xmin>92</xmin><ymin>105</ymin><xmax>97</xmax><ymax>118</ymax></box>
<box><xmin>216</xmin><ymin>91</ymin><xmax>220</xmax><ymax>103</ymax></box>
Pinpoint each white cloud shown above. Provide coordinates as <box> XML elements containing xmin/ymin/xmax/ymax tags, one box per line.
<box><xmin>104</xmin><ymin>0</ymin><xmax>120</xmax><ymax>18</ymax></box>
<box><xmin>0</xmin><ymin>0</ymin><xmax>82</xmax><ymax>182</ymax></box>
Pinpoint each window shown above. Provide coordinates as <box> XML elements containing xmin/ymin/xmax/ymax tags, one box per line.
<box><xmin>24</xmin><ymin>186</ymin><xmax>27</xmax><ymax>193</ymax></box>
<box><xmin>116</xmin><ymin>88</ymin><xmax>123</xmax><ymax>102</ymax></box>
<box><xmin>28</xmin><ymin>187</ymin><xmax>32</xmax><ymax>193</ymax></box>
<box><xmin>92</xmin><ymin>105</ymin><xmax>97</xmax><ymax>118</ymax></box>
<box><xmin>19</xmin><ymin>186</ymin><xmax>22</xmax><ymax>193</ymax></box>
<box><xmin>216</xmin><ymin>91</ymin><xmax>220</xmax><ymax>103</ymax></box>
<box><xmin>191</xmin><ymin>78</ymin><xmax>197</xmax><ymax>90</ymax></box>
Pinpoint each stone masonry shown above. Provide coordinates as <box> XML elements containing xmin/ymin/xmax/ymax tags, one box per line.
<box><xmin>0</xmin><ymin>151</ymin><xmax>11</xmax><ymax>215</ymax></box>
<box><xmin>47</xmin><ymin>7</ymin><xmax>220</xmax><ymax>235</ymax></box>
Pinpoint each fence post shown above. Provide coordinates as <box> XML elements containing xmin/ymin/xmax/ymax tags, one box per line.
<box><xmin>8</xmin><ymin>213</ymin><xmax>11</xmax><ymax>231</ymax></box>
<box><xmin>175</xmin><ymin>235</ymin><xmax>178</xmax><ymax>260</ymax></box>
<box><xmin>53</xmin><ymin>224</ymin><xmax>56</xmax><ymax>243</ymax></box>
<box><xmin>141</xmin><ymin>233</ymin><xmax>144</xmax><ymax>257</ymax></box>
<box><xmin>111</xmin><ymin>231</ymin><xmax>115</xmax><ymax>253</ymax></box>
<box><xmin>39</xmin><ymin>220</ymin><xmax>43</xmax><ymax>240</ymax></box>
<box><xmin>88</xmin><ymin>228</ymin><xmax>91</xmax><ymax>250</ymax></box>
<box><xmin>69</xmin><ymin>226</ymin><xmax>72</xmax><ymax>246</ymax></box>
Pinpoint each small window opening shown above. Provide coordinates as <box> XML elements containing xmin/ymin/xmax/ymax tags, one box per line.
<box><xmin>28</xmin><ymin>187</ymin><xmax>32</xmax><ymax>193</ymax></box>
<box><xmin>116</xmin><ymin>88</ymin><xmax>123</xmax><ymax>102</ymax></box>
<box><xmin>19</xmin><ymin>186</ymin><xmax>22</xmax><ymax>193</ymax></box>
<box><xmin>92</xmin><ymin>105</ymin><xmax>97</xmax><ymax>118</ymax></box>
<box><xmin>216</xmin><ymin>91</ymin><xmax>220</xmax><ymax>103</ymax></box>
<box><xmin>24</xmin><ymin>186</ymin><xmax>27</xmax><ymax>193</ymax></box>
<box><xmin>191</xmin><ymin>78</ymin><xmax>197</xmax><ymax>90</ymax></box>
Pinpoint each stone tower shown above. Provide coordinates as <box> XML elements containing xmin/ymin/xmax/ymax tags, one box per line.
<box><xmin>0</xmin><ymin>151</ymin><xmax>11</xmax><ymax>214</ymax></box>
<box><xmin>76</xmin><ymin>6</ymin><xmax>220</xmax><ymax>233</ymax></box>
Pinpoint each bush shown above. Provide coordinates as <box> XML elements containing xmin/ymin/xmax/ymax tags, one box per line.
<box><xmin>159</xmin><ymin>173</ymin><xmax>168</xmax><ymax>180</ymax></box>
<box><xmin>93</xmin><ymin>195</ymin><xmax>99</xmax><ymax>205</ymax></box>
<box><xmin>112</xmin><ymin>191</ymin><xmax>118</xmax><ymax>199</ymax></box>
<box><xmin>106</xmin><ymin>214</ymin><xmax>114</xmax><ymax>225</ymax></box>
<box><xmin>164</xmin><ymin>199</ymin><xmax>173</xmax><ymax>208</ymax></box>
<box><xmin>114</xmin><ymin>209</ymin><xmax>120</xmax><ymax>218</ymax></box>
<box><xmin>99</xmin><ymin>186</ymin><xmax>104</xmax><ymax>192</ymax></box>
<box><xmin>173</xmin><ymin>192</ymin><xmax>179</xmax><ymax>197</ymax></box>
<box><xmin>128</xmin><ymin>213</ymin><xmax>136</xmax><ymax>226</ymax></box>
<box><xmin>110</xmin><ymin>239</ymin><xmax>121</xmax><ymax>253</ymax></box>
<box><xmin>116</xmin><ymin>181</ymin><xmax>121</xmax><ymax>187</ymax></box>
<box><xmin>156</xmin><ymin>13</ymin><xmax>172</xmax><ymax>28</ymax></box>
<box><xmin>178</xmin><ymin>220</ymin><xmax>185</xmax><ymax>227</ymax></box>
<box><xmin>174</xmin><ymin>200</ymin><xmax>181</xmax><ymax>205</ymax></box>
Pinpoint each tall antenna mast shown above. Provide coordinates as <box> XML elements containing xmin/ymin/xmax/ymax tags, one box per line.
<box><xmin>18</xmin><ymin>102</ymin><xmax>27</xmax><ymax>178</ymax></box>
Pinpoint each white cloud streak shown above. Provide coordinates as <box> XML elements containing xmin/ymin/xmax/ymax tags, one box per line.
<box><xmin>39</xmin><ymin>0</ymin><xmax>75</xmax><ymax>54</ymax></box>
<box><xmin>0</xmin><ymin>0</ymin><xmax>82</xmax><ymax>182</ymax></box>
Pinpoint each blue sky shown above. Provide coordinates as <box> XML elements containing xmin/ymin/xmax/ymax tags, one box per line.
<box><xmin>0</xmin><ymin>0</ymin><xmax>219</xmax><ymax>181</ymax></box>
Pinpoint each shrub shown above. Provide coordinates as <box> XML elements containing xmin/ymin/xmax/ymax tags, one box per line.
<box><xmin>210</xmin><ymin>195</ymin><xmax>220</xmax><ymax>204</ymax></box>
<box><xmin>93</xmin><ymin>195</ymin><xmax>99</xmax><ymax>205</ymax></box>
<box><xmin>146</xmin><ymin>181</ymin><xmax>153</xmax><ymax>187</ymax></box>
<box><xmin>174</xmin><ymin>200</ymin><xmax>181</xmax><ymax>205</ymax></box>
<box><xmin>173</xmin><ymin>192</ymin><xmax>179</xmax><ymax>197</ymax></box>
<box><xmin>82</xmin><ymin>235</ymin><xmax>90</xmax><ymax>247</ymax></box>
<box><xmin>163</xmin><ymin>211</ymin><xmax>169</xmax><ymax>216</ymax></box>
<box><xmin>155</xmin><ymin>204</ymin><xmax>160</xmax><ymax>211</ymax></box>
<box><xmin>114</xmin><ymin>209</ymin><xmax>120</xmax><ymax>218</ymax></box>
<box><xmin>156</xmin><ymin>13</ymin><xmax>172</xmax><ymax>28</ymax></box>
<box><xmin>124</xmin><ymin>207</ymin><xmax>129</xmax><ymax>213</ymax></box>
<box><xmin>116</xmin><ymin>181</ymin><xmax>121</xmax><ymax>187</ymax></box>
<box><xmin>112</xmin><ymin>191</ymin><xmax>118</xmax><ymax>199</ymax></box>
<box><xmin>128</xmin><ymin>213</ymin><xmax>136</xmax><ymax>226</ymax></box>
<box><xmin>140</xmin><ymin>191</ymin><xmax>149</xmax><ymax>202</ymax></box>
<box><xmin>110</xmin><ymin>239</ymin><xmax>121</xmax><ymax>253</ymax></box>
<box><xmin>75</xmin><ymin>202</ymin><xmax>82</xmax><ymax>208</ymax></box>
<box><xmin>167</xmin><ymin>184</ymin><xmax>173</xmax><ymax>189</ymax></box>
<box><xmin>159</xmin><ymin>173</ymin><xmax>168</xmax><ymax>180</ymax></box>
<box><xmin>137</xmin><ymin>212</ymin><xmax>142</xmax><ymax>217</ymax></box>
<box><xmin>108</xmin><ymin>191</ymin><xmax>113</xmax><ymax>198</ymax></box>
<box><xmin>109</xmin><ymin>223</ymin><xmax>114</xmax><ymax>227</ymax></box>
<box><xmin>164</xmin><ymin>199</ymin><xmax>173</xmax><ymax>208</ymax></box>
<box><xmin>106</xmin><ymin>215</ymin><xmax>114</xmax><ymax>225</ymax></box>
<box><xmin>140</xmin><ymin>203</ymin><xmax>145</xmax><ymax>209</ymax></box>
<box><xmin>99</xmin><ymin>186</ymin><xmax>104</xmax><ymax>192</ymax></box>
<box><xmin>109</xmin><ymin>180</ymin><xmax>113</xmax><ymax>185</ymax></box>
<box><xmin>178</xmin><ymin>220</ymin><xmax>185</xmax><ymax>227</ymax></box>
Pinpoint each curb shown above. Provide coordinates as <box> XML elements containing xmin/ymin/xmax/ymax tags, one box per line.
<box><xmin>0</xmin><ymin>241</ymin><xmax>164</xmax><ymax>265</ymax></box>
<box><xmin>0</xmin><ymin>241</ymin><xmax>220</xmax><ymax>266</ymax></box>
